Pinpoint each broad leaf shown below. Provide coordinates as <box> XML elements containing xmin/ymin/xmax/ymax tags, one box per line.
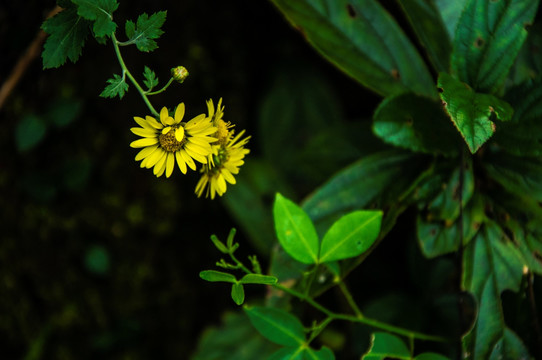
<box><xmin>72</xmin><ymin>0</ymin><xmax>118</xmax><ymax>37</ymax></box>
<box><xmin>199</xmin><ymin>270</ymin><xmax>237</xmax><ymax>283</ymax></box>
<box><xmin>268</xmin><ymin>347</ymin><xmax>304</xmax><ymax>360</ymax></box>
<box><xmin>273</xmin><ymin>193</ymin><xmax>319</xmax><ymax>264</ymax></box>
<box><xmin>433</xmin><ymin>0</ymin><xmax>468</xmax><ymax>41</ymax></box>
<box><xmin>244</xmin><ymin>306</ymin><xmax>305</xmax><ymax>347</ymax></box>
<box><xmin>303</xmin><ymin>346</ymin><xmax>335</xmax><ymax>360</ymax></box>
<box><xmin>489</xmin><ymin>328</ymin><xmax>531</xmax><ymax>360</ymax></box>
<box><xmin>42</xmin><ymin>5</ymin><xmax>91</xmax><ymax>68</ymax></box>
<box><xmin>361</xmin><ymin>332</ymin><xmax>410</xmax><ymax>360</ymax></box>
<box><xmin>125</xmin><ymin>11</ymin><xmax>167</xmax><ymax>52</ymax></box>
<box><xmin>319</xmin><ymin>210</ymin><xmax>382</xmax><ymax>263</ymax></box>
<box><xmin>451</xmin><ymin>0</ymin><xmax>539</xmax><ymax>93</ymax></box>
<box><xmin>438</xmin><ymin>73</ymin><xmax>513</xmax><ymax>153</ymax></box>
<box><xmin>99</xmin><ymin>74</ymin><xmax>129</xmax><ymax>99</ymax></box>
<box><xmin>269</xmin><ymin>346</ymin><xmax>335</xmax><ymax>360</ymax></box>
<box><xmin>239</xmin><ymin>274</ymin><xmax>278</xmax><ymax>285</ymax></box>
<box><xmin>398</xmin><ymin>0</ymin><xmax>452</xmax><ymax>72</ymax></box>
<box><xmin>270</xmin><ymin>0</ymin><xmax>435</xmax><ymax>97</ymax></box>
<box><xmin>231</xmin><ymin>283</ymin><xmax>245</xmax><ymax>305</ymax></box>
<box><xmin>373</xmin><ymin>93</ymin><xmax>459</xmax><ymax>156</ymax></box>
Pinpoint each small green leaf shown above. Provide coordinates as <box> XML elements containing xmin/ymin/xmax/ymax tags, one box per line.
<box><xmin>239</xmin><ymin>274</ymin><xmax>278</xmax><ymax>285</ymax></box>
<box><xmin>125</xmin><ymin>11</ymin><xmax>167</xmax><ymax>52</ymax></box>
<box><xmin>143</xmin><ymin>66</ymin><xmax>158</xmax><ymax>90</ymax></box>
<box><xmin>231</xmin><ymin>283</ymin><xmax>245</xmax><ymax>305</ymax></box>
<box><xmin>319</xmin><ymin>210</ymin><xmax>382</xmax><ymax>263</ymax></box>
<box><xmin>244</xmin><ymin>306</ymin><xmax>305</xmax><ymax>347</ymax></box>
<box><xmin>304</xmin><ymin>346</ymin><xmax>335</xmax><ymax>360</ymax></box>
<box><xmin>15</xmin><ymin>114</ymin><xmax>47</xmax><ymax>152</ymax></box>
<box><xmin>361</xmin><ymin>332</ymin><xmax>411</xmax><ymax>360</ymax></box>
<box><xmin>438</xmin><ymin>72</ymin><xmax>513</xmax><ymax>153</ymax></box>
<box><xmin>199</xmin><ymin>270</ymin><xmax>237</xmax><ymax>283</ymax></box>
<box><xmin>273</xmin><ymin>193</ymin><xmax>319</xmax><ymax>264</ymax></box>
<box><xmin>100</xmin><ymin>74</ymin><xmax>129</xmax><ymax>99</ymax></box>
<box><xmin>372</xmin><ymin>93</ymin><xmax>459</xmax><ymax>156</ymax></box>
<box><xmin>210</xmin><ymin>234</ymin><xmax>228</xmax><ymax>254</ymax></box>
<box><xmin>451</xmin><ymin>0</ymin><xmax>539</xmax><ymax>93</ymax></box>
<box><xmin>72</xmin><ymin>0</ymin><xmax>119</xmax><ymax>38</ymax></box>
<box><xmin>41</xmin><ymin>5</ymin><xmax>91</xmax><ymax>68</ymax></box>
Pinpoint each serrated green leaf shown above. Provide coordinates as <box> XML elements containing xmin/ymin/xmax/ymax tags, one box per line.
<box><xmin>361</xmin><ymin>332</ymin><xmax>411</xmax><ymax>360</ymax></box>
<box><xmin>273</xmin><ymin>193</ymin><xmax>319</xmax><ymax>265</ymax></box>
<box><xmin>239</xmin><ymin>274</ymin><xmax>278</xmax><ymax>285</ymax></box>
<box><xmin>125</xmin><ymin>11</ymin><xmax>167</xmax><ymax>52</ymax></box>
<box><xmin>199</xmin><ymin>270</ymin><xmax>237</xmax><ymax>283</ymax></box>
<box><xmin>42</xmin><ymin>5</ymin><xmax>91</xmax><ymax>68</ymax></box>
<box><xmin>244</xmin><ymin>306</ymin><xmax>305</xmax><ymax>347</ymax></box>
<box><xmin>451</xmin><ymin>0</ymin><xmax>539</xmax><ymax>93</ymax></box>
<box><xmin>15</xmin><ymin>114</ymin><xmax>47</xmax><ymax>152</ymax></box>
<box><xmin>398</xmin><ymin>0</ymin><xmax>451</xmax><ymax>72</ymax></box>
<box><xmin>270</xmin><ymin>0</ymin><xmax>435</xmax><ymax>97</ymax></box>
<box><xmin>231</xmin><ymin>283</ymin><xmax>245</xmax><ymax>305</ymax></box>
<box><xmin>372</xmin><ymin>93</ymin><xmax>459</xmax><ymax>156</ymax></box>
<box><xmin>143</xmin><ymin>66</ymin><xmax>158</xmax><ymax>90</ymax></box>
<box><xmin>438</xmin><ymin>72</ymin><xmax>513</xmax><ymax>153</ymax></box>
<box><xmin>99</xmin><ymin>74</ymin><xmax>128</xmax><ymax>99</ymax></box>
<box><xmin>72</xmin><ymin>0</ymin><xmax>118</xmax><ymax>37</ymax></box>
<box><xmin>319</xmin><ymin>210</ymin><xmax>382</xmax><ymax>263</ymax></box>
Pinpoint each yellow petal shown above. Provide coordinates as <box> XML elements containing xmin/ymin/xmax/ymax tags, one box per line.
<box><xmin>175</xmin><ymin>127</ymin><xmax>185</xmax><ymax>142</ymax></box>
<box><xmin>154</xmin><ymin>152</ymin><xmax>167</xmax><ymax>175</ymax></box>
<box><xmin>195</xmin><ymin>175</ymin><xmax>208</xmax><ymax>197</ymax></box>
<box><xmin>146</xmin><ymin>149</ymin><xmax>166</xmax><ymax>168</ymax></box>
<box><xmin>135</xmin><ymin>145</ymin><xmax>159</xmax><ymax>161</ymax></box>
<box><xmin>186</xmin><ymin>142</ymin><xmax>212</xmax><ymax>156</ymax></box>
<box><xmin>185</xmin><ymin>147</ymin><xmax>208</xmax><ymax>164</ymax></box>
<box><xmin>174</xmin><ymin>103</ymin><xmax>185</xmax><ymax>124</ymax></box>
<box><xmin>133</xmin><ymin>116</ymin><xmax>154</xmax><ymax>130</ymax></box>
<box><xmin>130</xmin><ymin>137</ymin><xmax>158</xmax><ymax>148</ymax></box>
<box><xmin>216</xmin><ymin>174</ymin><xmax>227</xmax><ymax>194</ymax></box>
<box><xmin>162</xmin><ymin>126</ymin><xmax>172</xmax><ymax>135</ymax></box>
<box><xmin>146</xmin><ymin>116</ymin><xmax>163</xmax><ymax>129</ymax></box>
<box><xmin>165</xmin><ymin>152</ymin><xmax>175</xmax><ymax>178</ymax></box>
<box><xmin>180</xmin><ymin>150</ymin><xmax>196</xmax><ymax>170</ymax></box>
<box><xmin>175</xmin><ymin>151</ymin><xmax>187</xmax><ymax>174</ymax></box>
<box><xmin>131</xmin><ymin>127</ymin><xmax>157</xmax><ymax>137</ymax></box>
<box><xmin>160</xmin><ymin>107</ymin><xmax>169</xmax><ymax>126</ymax></box>
<box><xmin>221</xmin><ymin>168</ymin><xmax>236</xmax><ymax>184</ymax></box>
<box><xmin>155</xmin><ymin>160</ymin><xmax>167</xmax><ymax>177</ymax></box>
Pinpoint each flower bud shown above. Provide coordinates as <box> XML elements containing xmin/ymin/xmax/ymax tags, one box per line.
<box><xmin>171</xmin><ymin>66</ymin><xmax>189</xmax><ymax>83</ymax></box>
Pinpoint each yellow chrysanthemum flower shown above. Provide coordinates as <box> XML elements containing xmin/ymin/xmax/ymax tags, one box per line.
<box><xmin>206</xmin><ymin>98</ymin><xmax>233</xmax><ymax>146</ymax></box>
<box><xmin>130</xmin><ymin>103</ymin><xmax>217</xmax><ymax>178</ymax></box>
<box><xmin>195</xmin><ymin>130</ymin><xmax>250</xmax><ymax>199</ymax></box>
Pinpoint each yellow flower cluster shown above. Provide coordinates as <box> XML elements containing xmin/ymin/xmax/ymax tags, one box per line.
<box><xmin>130</xmin><ymin>98</ymin><xmax>250</xmax><ymax>199</ymax></box>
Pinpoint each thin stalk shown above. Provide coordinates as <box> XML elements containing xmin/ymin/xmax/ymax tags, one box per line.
<box><xmin>111</xmin><ymin>33</ymin><xmax>159</xmax><ymax>117</ymax></box>
<box><xmin>146</xmin><ymin>77</ymin><xmax>174</xmax><ymax>95</ymax></box>
<box><xmin>338</xmin><ymin>281</ymin><xmax>363</xmax><ymax>319</ymax></box>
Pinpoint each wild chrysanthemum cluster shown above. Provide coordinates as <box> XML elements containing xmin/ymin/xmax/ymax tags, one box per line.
<box><xmin>130</xmin><ymin>99</ymin><xmax>250</xmax><ymax>199</ymax></box>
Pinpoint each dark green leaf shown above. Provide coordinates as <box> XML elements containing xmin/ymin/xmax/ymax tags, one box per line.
<box><xmin>451</xmin><ymin>0</ymin><xmax>539</xmax><ymax>93</ymax></box>
<box><xmin>372</xmin><ymin>93</ymin><xmax>459</xmax><ymax>156</ymax></box>
<box><xmin>125</xmin><ymin>11</ymin><xmax>167</xmax><ymax>52</ymax></box>
<box><xmin>398</xmin><ymin>0</ymin><xmax>451</xmax><ymax>72</ymax></box>
<box><xmin>100</xmin><ymin>74</ymin><xmax>129</xmax><ymax>99</ymax></box>
<box><xmin>143</xmin><ymin>66</ymin><xmax>158</xmax><ymax>90</ymax></box>
<box><xmin>361</xmin><ymin>332</ymin><xmax>410</xmax><ymax>359</ymax></box>
<box><xmin>494</xmin><ymin>78</ymin><xmax>542</xmax><ymax>156</ymax></box>
<box><xmin>244</xmin><ymin>306</ymin><xmax>305</xmax><ymax>347</ymax></box>
<box><xmin>303</xmin><ymin>346</ymin><xmax>335</xmax><ymax>360</ymax></box>
<box><xmin>319</xmin><ymin>210</ymin><xmax>382</xmax><ymax>262</ymax></box>
<box><xmin>239</xmin><ymin>274</ymin><xmax>278</xmax><ymax>285</ymax></box>
<box><xmin>268</xmin><ymin>347</ymin><xmax>304</xmax><ymax>360</ymax></box>
<box><xmin>15</xmin><ymin>114</ymin><xmax>47</xmax><ymax>152</ymax></box>
<box><xmin>433</xmin><ymin>0</ymin><xmax>468</xmax><ymax>41</ymax></box>
<box><xmin>270</xmin><ymin>0</ymin><xmax>435</xmax><ymax>97</ymax></box>
<box><xmin>489</xmin><ymin>328</ymin><xmax>531</xmax><ymax>360</ymax></box>
<box><xmin>72</xmin><ymin>0</ymin><xmax>118</xmax><ymax>37</ymax></box>
<box><xmin>42</xmin><ymin>5</ymin><xmax>91</xmax><ymax>68</ymax></box>
<box><xmin>199</xmin><ymin>270</ymin><xmax>237</xmax><ymax>283</ymax></box>
<box><xmin>273</xmin><ymin>193</ymin><xmax>319</xmax><ymax>265</ymax></box>
<box><xmin>231</xmin><ymin>283</ymin><xmax>245</xmax><ymax>305</ymax></box>
<box><xmin>438</xmin><ymin>72</ymin><xmax>513</xmax><ymax>153</ymax></box>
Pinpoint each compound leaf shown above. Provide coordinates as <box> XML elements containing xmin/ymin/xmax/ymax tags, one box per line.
<box><xmin>125</xmin><ymin>11</ymin><xmax>167</xmax><ymax>52</ymax></box>
<box><xmin>100</xmin><ymin>74</ymin><xmax>129</xmax><ymax>99</ymax></box>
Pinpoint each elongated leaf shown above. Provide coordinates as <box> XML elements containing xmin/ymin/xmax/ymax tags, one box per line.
<box><xmin>398</xmin><ymin>0</ymin><xmax>451</xmax><ymax>72</ymax></box>
<box><xmin>433</xmin><ymin>0</ymin><xmax>468</xmax><ymax>41</ymax></box>
<box><xmin>270</xmin><ymin>0</ymin><xmax>435</xmax><ymax>97</ymax></box>
<box><xmin>438</xmin><ymin>73</ymin><xmax>513</xmax><ymax>153</ymax></box>
<box><xmin>240</xmin><ymin>274</ymin><xmax>278</xmax><ymax>285</ymax></box>
<box><xmin>244</xmin><ymin>306</ymin><xmax>305</xmax><ymax>347</ymax></box>
<box><xmin>199</xmin><ymin>270</ymin><xmax>237</xmax><ymax>283</ymax></box>
<box><xmin>231</xmin><ymin>283</ymin><xmax>245</xmax><ymax>305</ymax></box>
<box><xmin>494</xmin><ymin>78</ymin><xmax>542</xmax><ymax>156</ymax></box>
<box><xmin>451</xmin><ymin>0</ymin><xmax>539</xmax><ymax>93</ymax></box>
<box><xmin>373</xmin><ymin>93</ymin><xmax>459</xmax><ymax>156</ymax></box>
<box><xmin>273</xmin><ymin>193</ymin><xmax>319</xmax><ymax>264</ymax></box>
<box><xmin>361</xmin><ymin>332</ymin><xmax>410</xmax><ymax>360</ymax></box>
<box><xmin>319</xmin><ymin>210</ymin><xmax>382</xmax><ymax>262</ymax></box>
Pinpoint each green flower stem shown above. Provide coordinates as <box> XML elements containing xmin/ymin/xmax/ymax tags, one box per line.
<box><xmin>111</xmin><ymin>33</ymin><xmax>159</xmax><ymax>117</ymax></box>
<box><xmin>146</xmin><ymin>77</ymin><xmax>174</xmax><ymax>95</ymax></box>
<box><xmin>228</xmin><ymin>251</ymin><xmax>252</xmax><ymax>275</ymax></box>
<box><xmin>337</xmin><ymin>281</ymin><xmax>363</xmax><ymax>319</ymax></box>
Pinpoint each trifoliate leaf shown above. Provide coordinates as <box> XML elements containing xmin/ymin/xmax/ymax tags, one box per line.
<box><xmin>125</xmin><ymin>11</ymin><xmax>167</xmax><ymax>52</ymax></box>
<box><xmin>72</xmin><ymin>0</ymin><xmax>119</xmax><ymax>37</ymax></box>
<box><xmin>143</xmin><ymin>66</ymin><xmax>158</xmax><ymax>90</ymax></box>
<box><xmin>42</xmin><ymin>4</ymin><xmax>91</xmax><ymax>69</ymax></box>
<box><xmin>100</xmin><ymin>74</ymin><xmax>128</xmax><ymax>99</ymax></box>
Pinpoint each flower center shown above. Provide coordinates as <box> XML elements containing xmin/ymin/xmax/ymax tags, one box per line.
<box><xmin>159</xmin><ymin>125</ymin><xmax>185</xmax><ymax>152</ymax></box>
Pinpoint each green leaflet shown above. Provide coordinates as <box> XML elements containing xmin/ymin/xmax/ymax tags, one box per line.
<box><xmin>99</xmin><ymin>74</ymin><xmax>129</xmax><ymax>99</ymax></box>
<box><xmin>372</xmin><ymin>93</ymin><xmax>459</xmax><ymax>156</ymax></box>
<box><xmin>72</xmin><ymin>0</ymin><xmax>118</xmax><ymax>37</ymax></box>
<box><xmin>124</xmin><ymin>11</ymin><xmax>167</xmax><ymax>52</ymax></box>
<box><xmin>451</xmin><ymin>0</ymin><xmax>539</xmax><ymax>93</ymax></box>
<box><xmin>438</xmin><ymin>73</ymin><xmax>513</xmax><ymax>154</ymax></box>
<box><xmin>244</xmin><ymin>306</ymin><xmax>305</xmax><ymax>347</ymax></box>
<box><xmin>270</xmin><ymin>0</ymin><xmax>435</xmax><ymax>97</ymax></box>
<box><xmin>362</xmin><ymin>332</ymin><xmax>450</xmax><ymax>360</ymax></box>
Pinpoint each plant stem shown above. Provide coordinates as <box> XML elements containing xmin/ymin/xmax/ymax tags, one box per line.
<box><xmin>111</xmin><ymin>33</ymin><xmax>159</xmax><ymax>117</ymax></box>
<box><xmin>146</xmin><ymin>77</ymin><xmax>174</xmax><ymax>95</ymax></box>
<box><xmin>229</xmin><ymin>251</ymin><xmax>252</xmax><ymax>275</ymax></box>
<box><xmin>338</xmin><ymin>280</ymin><xmax>363</xmax><ymax>319</ymax></box>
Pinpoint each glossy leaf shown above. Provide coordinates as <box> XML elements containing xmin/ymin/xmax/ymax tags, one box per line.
<box><xmin>270</xmin><ymin>0</ymin><xmax>435</xmax><ymax>97</ymax></box>
<box><xmin>231</xmin><ymin>283</ymin><xmax>245</xmax><ymax>305</ymax></box>
<box><xmin>239</xmin><ymin>274</ymin><xmax>278</xmax><ymax>285</ymax></box>
<box><xmin>319</xmin><ymin>210</ymin><xmax>382</xmax><ymax>262</ymax></box>
<box><xmin>199</xmin><ymin>270</ymin><xmax>237</xmax><ymax>283</ymax></box>
<box><xmin>361</xmin><ymin>332</ymin><xmax>410</xmax><ymax>359</ymax></box>
<box><xmin>433</xmin><ymin>0</ymin><xmax>468</xmax><ymax>40</ymax></box>
<box><xmin>438</xmin><ymin>73</ymin><xmax>513</xmax><ymax>153</ymax></box>
<box><xmin>273</xmin><ymin>193</ymin><xmax>319</xmax><ymax>264</ymax></box>
<box><xmin>373</xmin><ymin>93</ymin><xmax>459</xmax><ymax>156</ymax></box>
<box><xmin>398</xmin><ymin>0</ymin><xmax>451</xmax><ymax>72</ymax></box>
<box><xmin>451</xmin><ymin>0</ymin><xmax>539</xmax><ymax>93</ymax></box>
<box><xmin>244</xmin><ymin>306</ymin><xmax>305</xmax><ymax>347</ymax></box>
